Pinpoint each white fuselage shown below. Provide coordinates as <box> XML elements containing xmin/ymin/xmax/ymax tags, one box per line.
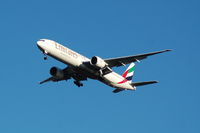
<box><xmin>37</xmin><ymin>39</ymin><xmax>135</xmax><ymax>90</ymax></box>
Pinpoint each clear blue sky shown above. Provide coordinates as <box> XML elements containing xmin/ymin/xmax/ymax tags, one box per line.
<box><xmin>0</xmin><ymin>0</ymin><xmax>199</xmax><ymax>132</ymax></box>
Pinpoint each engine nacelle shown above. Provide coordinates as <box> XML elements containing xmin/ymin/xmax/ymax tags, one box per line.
<box><xmin>90</xmin><ymin>56</ymin><xmax>107</xmax><ymax>68</ymax></box>
<box><xmin>50</xmin><ymin>67</ymin><xmax>64</xmax><ymax>79</ymax></box>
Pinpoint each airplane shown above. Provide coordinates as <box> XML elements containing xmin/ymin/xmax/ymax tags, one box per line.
<box><xmin>37</xmin><ymin>39</ymin><xmax>171</xmax><ymax>93</ymax></box>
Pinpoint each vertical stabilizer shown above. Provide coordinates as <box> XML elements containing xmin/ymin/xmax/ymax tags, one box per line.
<box><xmin>122</xmin><ymin>63</ymin><xmax>135</xmax><ymax>82</ymax></box>
<box><xmin>117</xmin><ymin>63</ymin><xmax>135</xmax><ymax>84</ymax></box>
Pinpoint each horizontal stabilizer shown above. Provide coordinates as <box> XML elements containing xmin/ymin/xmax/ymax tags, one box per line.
<box><xmin>113</xmin><ymin>88</ymin><xmax>124</xmax><ymax>93</ymax></box>
<box><xmin>131</xmin><ymin>81</ymin><xmax>158</xmax><ymax>87</ymax></box>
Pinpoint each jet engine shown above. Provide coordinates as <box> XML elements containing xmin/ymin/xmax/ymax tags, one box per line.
<box><xmin>50</xmin><ymin>67</ymin><xmax>64</xmax><ymax>79</ymax></box>
<box><xmin>90</xmin><ymin>56</ymin><xmax>107</xmax><ymax>68</ymax></box>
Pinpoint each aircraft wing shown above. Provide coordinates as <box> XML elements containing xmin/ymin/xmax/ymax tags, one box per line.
<box><xmin>39</xmin><ymin>66</ymin><xmax>87</xmax><ymax>84</ymax></box>
<box><xmin>39</xmin><ymin>77</ymin><xmax>54</xmax><ymax>84</ymax></box>
<box><xmin>104</xmin><ymin>49</ymin><xmax>171</xmax><ymax>67</ymax></box>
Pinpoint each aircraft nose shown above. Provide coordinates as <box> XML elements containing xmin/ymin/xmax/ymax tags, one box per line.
<box><xmin>37</xmin><ymin>40</ymin><xmax>43</xmax><ymax>46</ymax></box>
<box><xmin>37</xmin><ymin>39</ymin><xmax>46</xmax><ymax>48</ymax></box>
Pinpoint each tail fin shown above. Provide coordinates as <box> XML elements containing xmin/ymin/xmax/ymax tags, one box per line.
<box><xmin>122</xmin><ymin>63</ymin><xmax>135</xmax><ymax>82</ymax></box>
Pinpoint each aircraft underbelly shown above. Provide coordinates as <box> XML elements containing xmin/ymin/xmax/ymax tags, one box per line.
<box><xmin>48</xmin><ymin>49</ymin><xmax>132</xmax><ymax>90</ymax></box>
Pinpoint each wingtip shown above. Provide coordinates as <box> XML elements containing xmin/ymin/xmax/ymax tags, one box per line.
<box><xmin>150</xmin><ymin>80</ymin><xmax>159</xmax><ymax>84</ymax></box>
<box><xmin>38</xmin><ymin>81</ymin><xmax>45</xmax><ymax>84</ymax></box>
<box><xmin>165</xmin><ymin>49</ymin><xmax>172</xmax><ymax>52</ymax></box>
<box><xmin>154</xmin><ymin>80</ymin><xmax>159</xmax><ymax>83</ymax></box>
